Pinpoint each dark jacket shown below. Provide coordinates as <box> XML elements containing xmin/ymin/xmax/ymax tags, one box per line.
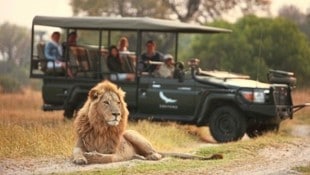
<box><xmin>107</xmin><ymin>56</ymin><xmax>124</xmax><ymax>73</ymax></box>
<box><xmin>140</xmin><ymin>51</ymin><xmax>163</xmax><ymax>72</ymax></box>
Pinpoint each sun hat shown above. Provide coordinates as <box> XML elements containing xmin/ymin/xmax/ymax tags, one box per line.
<box><xmin>163</xmin><ymin>54</ymin><xmax>174</xmax><ymax>61</ymax></box>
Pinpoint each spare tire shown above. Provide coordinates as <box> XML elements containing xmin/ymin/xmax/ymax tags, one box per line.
<box><xmin>267</xmin><ymin>69</ymin><xmax>296</xmax><ymax>86</ymax></box>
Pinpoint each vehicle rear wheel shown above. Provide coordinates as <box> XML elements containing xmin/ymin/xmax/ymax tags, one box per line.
<box><xmin>64</xmin><ymin>107</ymin><xmax>75</xmax><ymax>119</ymax></box>
<box><xmin>209</xmin><ymin>106</ymin><xmax>246</xmax><ymax>143</ymax></box>
<box><xmin>63</xmin><ymin>102</ymin><xmax>83</xmax><ymax>119</ymax></box>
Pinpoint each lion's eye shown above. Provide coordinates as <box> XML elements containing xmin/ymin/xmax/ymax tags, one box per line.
<box><xmin>103</xmin><ymin>101</ymin><xmax>110</xmax><ymax>105</ymax></box>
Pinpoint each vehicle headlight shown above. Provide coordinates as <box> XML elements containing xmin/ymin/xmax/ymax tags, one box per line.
<box><xmin>240</xmin><ymin>89</ymin><xmax>268</xmax><ymax>103</ymax></box>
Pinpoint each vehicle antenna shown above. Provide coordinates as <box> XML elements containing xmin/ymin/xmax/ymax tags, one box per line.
<box><xmin>256</xmin><ymin>30</ymin><xmax>264</xmax><ymax>87</ymax></box>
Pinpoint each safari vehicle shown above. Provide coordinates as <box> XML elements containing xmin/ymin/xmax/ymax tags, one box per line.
<box><xmin>30</xmin><ymin>16</ymin><xmax>309</xmax><ymax>143</ymax></box>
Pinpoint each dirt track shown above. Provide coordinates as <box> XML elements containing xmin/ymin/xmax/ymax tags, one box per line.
<box><xmin>1</xmin><ymin>125</ymin><xmax>310</xmax><ymax>175</ymax></box>
<box><xmin>208</xmin><ymin>125</ymin><xmax>310</xmax><ymax>175</ymax></box>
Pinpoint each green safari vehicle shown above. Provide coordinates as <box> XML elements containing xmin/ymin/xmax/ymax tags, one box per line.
<box><xmin>30</xmin><ymin>16</ymin><xmax>309</xmax><ymax>142</ymax></box>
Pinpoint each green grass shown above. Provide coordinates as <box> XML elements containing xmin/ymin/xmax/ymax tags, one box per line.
<box><xmin>293</xmin><ymin>164</ymin><xmax>310</xmax><ymax>175</ymax></box>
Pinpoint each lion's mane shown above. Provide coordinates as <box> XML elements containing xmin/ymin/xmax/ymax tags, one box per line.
<box><xmin>74</xmin><ymin>80</ymin><xmax>129</xmax><ymax>153</ymax></box>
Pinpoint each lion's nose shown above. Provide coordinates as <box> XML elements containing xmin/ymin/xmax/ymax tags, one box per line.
<box><xmin>112</xmin><ymin>112</ymin><xmax>120</xmax><ymax>118</ymax></box>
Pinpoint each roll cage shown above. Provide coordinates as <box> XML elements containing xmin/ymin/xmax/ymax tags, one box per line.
<box><xmin>30</xmin><ymin>16</ymin><xmax>231</xmax><ymax>79</ymax></box>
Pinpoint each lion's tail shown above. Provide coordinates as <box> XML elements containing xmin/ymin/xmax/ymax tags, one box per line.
<box><xmin>159</xmin><ymin>152</ymin><xmax>223</xmax><ymax>160</ymax></box>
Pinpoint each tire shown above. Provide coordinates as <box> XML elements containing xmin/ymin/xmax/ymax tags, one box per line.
<box><xmin>209</xmin><ymin>106</ymin><xmax>246</xmax><ymax>143</ymax></box>
<box><xmin>267</xmin><ymin>70</ymin><xmax>296</xmax><ymax>86</ymax></box>
<box><xmin>64</xmin><ymin>107</ymin><xmax>75</xmax><ymax>119</ymax></box>
<box><xmin>64</xmin><ymin>101</ymin><xmax>85</xmax><ymax>119</ymax></box>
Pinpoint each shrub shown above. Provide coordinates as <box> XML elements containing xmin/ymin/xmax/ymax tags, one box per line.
<box><xmin>0</xmin><ymin>75</ymin><xmax>21</xmax><ymax>93</ymax></box>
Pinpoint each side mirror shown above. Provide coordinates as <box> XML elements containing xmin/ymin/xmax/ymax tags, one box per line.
<box><xmin>174</xmin><ymin>61</ymin><xmax>185</xmax><ymax>82</ymax></box>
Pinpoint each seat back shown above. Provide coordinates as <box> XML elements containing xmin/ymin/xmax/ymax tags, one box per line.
<box><xmin>70</xmin><ymin>47</ymin><xmax>90</xmax><ymax>71</ymax></box>
<box><xmin>36</xmin><ymin>43</ymin><xmax>47</xmax><ymax>71</ymax></box>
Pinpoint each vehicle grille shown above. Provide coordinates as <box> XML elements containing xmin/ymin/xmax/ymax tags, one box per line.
<box><xmin>272</xmin><ymin>86</ymin><xmax>291</xmax><ymax>105</ymax></box>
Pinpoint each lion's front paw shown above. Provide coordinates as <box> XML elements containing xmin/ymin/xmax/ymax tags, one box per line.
<box><xmin>146</xmin><ymin>152</ymin><xmax>162</xmax><ymax>160</ymax></box>
<box><xmin>73</xmin><ymin>155</ymin><xmax>88</xmax><ymax>165</ymax></box>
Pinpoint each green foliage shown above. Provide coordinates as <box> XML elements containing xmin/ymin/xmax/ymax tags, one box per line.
<box><xmin>187</xmin><ymin>15</ymin><xmax>310</xmax><ymax>86</ymax></box>
<box><xmin>0</xmin><ymin>22</ymin><xmax>32</xmax><ymax>92</ymax></box>
<box><xmin>0</xmin><ymin>62</ymin><xmax>29</xmax><ymax>93</ymax></box>
<box><xmin>293</xmin><ymin>163</ymin><xmax>310</xmax><ymax>174</ymax></box>
<box><xmin>0</xmin><ymin>75</ymin><xmax>21</xmax><ymax>93</ymax></box>
<box><xmin>69</xmin><ymin>0</ymin><xmax>268</xmax><ymax>23</ymax></box>
<box><xmin>0</xmin><ymin>22</ymin><xmax>30</xmax><ymax>66</ymax></box>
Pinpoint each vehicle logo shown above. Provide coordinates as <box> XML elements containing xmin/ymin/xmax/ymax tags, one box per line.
<box><xmin>159</xmin><ymin>91</ymin><xmax>177</xmax><ymax>104</ymax></box>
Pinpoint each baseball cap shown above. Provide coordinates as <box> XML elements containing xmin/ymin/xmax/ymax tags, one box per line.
<box><xmin>164</xmin><ymin>54</ymin><xmax>174</xmax><ymax>61</ymax></box>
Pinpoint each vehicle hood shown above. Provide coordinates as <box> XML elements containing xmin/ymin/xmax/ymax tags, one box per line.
<box><xmin>197</xmin><ymin>70</ymin><xmax>271</xmax><ymax>88</ymax></box>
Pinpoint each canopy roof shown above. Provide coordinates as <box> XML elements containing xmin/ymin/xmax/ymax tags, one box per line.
<box><xmin>33</xmin><ymin>16</ymin><xmax>232</xmax><ymax>33</ymax></box>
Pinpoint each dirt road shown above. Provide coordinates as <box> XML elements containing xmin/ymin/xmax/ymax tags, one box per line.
<box><xmin>208</xmin><ymin>125</ymin><xmax>310</xmax><ymax>175</ymax></box>
<box><xmin>1</xmin><ymin>125</ymin><xmax>309</xmax><ymax>175</ymax></box>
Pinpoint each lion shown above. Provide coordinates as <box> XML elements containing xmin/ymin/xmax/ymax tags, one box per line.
<box><xmin>72</xmin><ymin>80</ymin><xmax>222</xmax><ymax>165</ymax></box>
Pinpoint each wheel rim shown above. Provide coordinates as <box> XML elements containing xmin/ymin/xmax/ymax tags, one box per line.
<box><xmin>215</xmin><ymin>112</ymin><xmax>237</xmax><ymax>138</ymax></box>
<box><xmin>217</xmin><ymin>114</ymin><xmax>234</xmax><ymax>135</ymax></box>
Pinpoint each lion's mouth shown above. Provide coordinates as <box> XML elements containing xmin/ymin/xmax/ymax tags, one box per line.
<box><xmin>107</xmin><ymin>120</ymin><xmax>120</xmax><ymax>126</ymax></box>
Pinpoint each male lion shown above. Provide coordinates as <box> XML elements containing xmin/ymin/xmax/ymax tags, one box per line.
<box><xmin>73</xmin><ymin>80</ymin><xmax>222</xmax><ymax>165</ymax></box>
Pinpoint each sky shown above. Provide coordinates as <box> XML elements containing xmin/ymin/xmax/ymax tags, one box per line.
<box><xmin>0</xmin><ymin>0</ymin><xmax>310</xmax><ymax>29</ymax></box>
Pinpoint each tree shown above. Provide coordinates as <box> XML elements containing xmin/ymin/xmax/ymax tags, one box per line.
<box><xmin>278</xmin><ymin>5</ymin><xmax>310</xmax><ymax>41</ymax></box>
<box><xmin>0</xmin><ymin>22</ymin><xmax>30</xmax><ymax>66</ymax></box>
<box><xmin>187</xmin><ymin>15</ymin><xmax>310</xmax><ymax>86</ymax></box>
<box><xmin>0</xmin><ymin>22</ymin><xmax>31</xmax><ymax>92</ymax></box>
<box><xmin>70</xmin><ymin>0</ymin><xmax>270</xmax><ymax>23</ymax></box>
<box><xmin>278</xmin><ymin>5</ymin><xmax>305</xmax><ymax>24</ymax></box>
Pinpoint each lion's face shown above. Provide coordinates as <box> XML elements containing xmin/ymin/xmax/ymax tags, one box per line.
<box><xmin>85</xmin><ymin>81</ymin><xmax>128</xmax><ymax>128</ymax></box>
<box><xmin>94</xmin><ymin>91</ymin><xmax>123</xmax><ymax>126</ymax></box>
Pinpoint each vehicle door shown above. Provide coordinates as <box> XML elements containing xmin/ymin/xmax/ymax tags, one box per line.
<box><xmin>138</xmin><ymin>75</ymin><xmax>199</xmax><ymax>117</ymax></box>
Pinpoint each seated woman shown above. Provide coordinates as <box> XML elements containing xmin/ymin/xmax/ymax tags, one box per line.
<box><xmin>107</xmin><ymin>45</ymin><xmax>135</xmax><ymax>81</ymax></box>
<box><xmin>44</xmin><ymin>31</ymin><xmax>73</xmax><ymax>77</ymax></box>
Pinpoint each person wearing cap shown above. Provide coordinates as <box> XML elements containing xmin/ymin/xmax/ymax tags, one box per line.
<box><xmin>140</xmin><ymin>40</ymin><xmax>163</xmax><ymax>73</ymax></box>
<box><xmin>156</xmin><ymin>54</ymin><xmax>175</xmax><ymax>78</ymax></box>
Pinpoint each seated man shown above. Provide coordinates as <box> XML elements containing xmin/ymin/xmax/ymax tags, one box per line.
<box><xmin>156</xmin><ymin>54</ymin><xmax>175</xmax><ymax>78</ymax></box>
<box><xmin>62</xmin><ymin>31</ymin><xmax>78</xmax><ymax>57</ymax></box>
<box><xmin>139</xmin><ymin>40</ymin><xmax>163</xmax><ymax>73</ymax></box>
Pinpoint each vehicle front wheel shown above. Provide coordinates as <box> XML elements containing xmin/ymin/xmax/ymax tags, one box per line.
<box><xmin>209</xmin><ymin>106</ymin><xmax>246</xmax><ymax>143</ymax></box>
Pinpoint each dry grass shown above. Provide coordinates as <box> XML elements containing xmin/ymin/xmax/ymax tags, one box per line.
<box><xmin>0</xmin><ymin>89</ymin><xmax>201</xmax><ymax>159</ymax></box>
<box><xmin>129</xmin><ymin>121</ymin><xmax>200</xmax><ymax>152</ymax></box>
<box><xmin>292</xmin><ymin>89</ymin><xmax>310</xmax><ymax>124</ymax></box>
<box><xmin>0</xmin><ymin>89</ymin><xmax>74</xmax><ymax>158</ymax></box>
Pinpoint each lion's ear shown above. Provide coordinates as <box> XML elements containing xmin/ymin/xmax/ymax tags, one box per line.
<box><xmin>89</xmin><ymin>89</ymin><xmax>99</xmax><ymax>100</ymax></box>
<box><xmin>117</xmin><ymin>87</ymin><xmax>126</xmax><ymax>98</ymax></box>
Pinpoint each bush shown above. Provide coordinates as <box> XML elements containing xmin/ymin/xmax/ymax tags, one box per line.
<box><xmin>0</xmin><ymin>75</ymin><xmax>21</xmax><ymax>93</ymax></box>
